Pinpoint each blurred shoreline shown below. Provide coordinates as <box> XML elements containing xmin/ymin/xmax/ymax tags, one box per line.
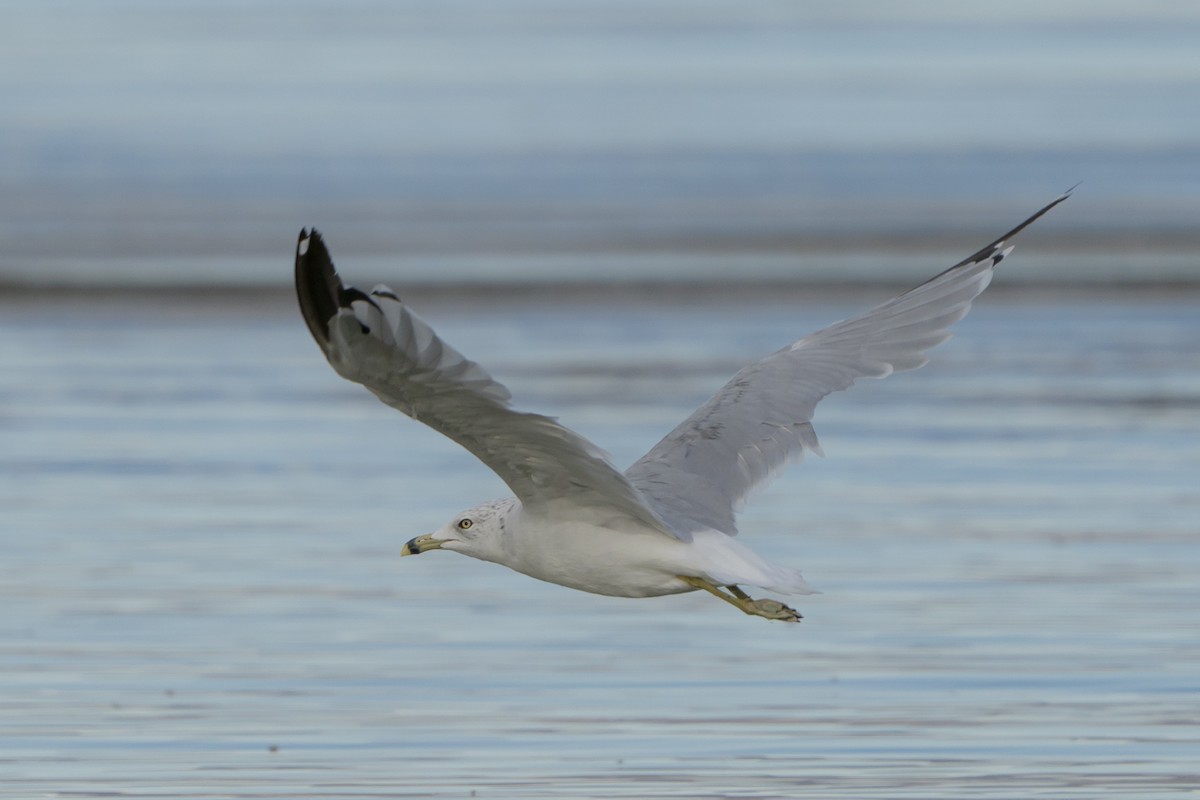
<box><xmin>3</xmin><ymin>229</ymin><xmax>1198</xmax><ymax>296</ymax></box>
<box><xmin>5</xmin><ymin>265</ymin><xmax>1199</xmax><ymax>308</ymax></box>
<box><xmin>4</xmin><ymin>145</ymin><xmax>1197</xmax><ymax>290</ymax></box>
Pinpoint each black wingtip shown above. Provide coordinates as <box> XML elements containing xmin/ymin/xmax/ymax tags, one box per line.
<box><xmin>294</xmin><ymin>227</ymin><xmax>343</xmax><ymax>352</ymax></box>
<box><xmin>947</xmin><ymin>189</ymin><xmax>1073</xmax><ymax>271</ymax></box>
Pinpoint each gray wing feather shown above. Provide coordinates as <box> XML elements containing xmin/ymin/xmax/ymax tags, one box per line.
<box><xmin>626</xmin><ymin>193</ymin><xmax>1070</xmax><ymax>536</ymax></box>
<box><xmin>295</xmin><ymin>230</ymin><xmax>673</xmax><ymax>535</ymax></box>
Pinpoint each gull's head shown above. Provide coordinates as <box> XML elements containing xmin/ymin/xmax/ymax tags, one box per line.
<box><xmin>401</xmin><ymin>499</ymin><xmax>513</xmax><ymax>563</ymax></box>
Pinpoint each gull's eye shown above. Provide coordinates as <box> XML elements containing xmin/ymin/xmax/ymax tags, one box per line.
<box><xmin>457</xmin><ymin>518</ymin><xmax>474</xmax><ymax>530</ymax></box>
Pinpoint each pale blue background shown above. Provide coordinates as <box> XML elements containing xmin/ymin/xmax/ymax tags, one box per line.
<box><xmin>1</xmin><ymin>1</ymin><xmax>1198</xmax><ymax>285</ymax></box>
<box><xmin>2</xmin><ymin>4</ymin><xmax>1199</xmax><ymax>797</ymax></box>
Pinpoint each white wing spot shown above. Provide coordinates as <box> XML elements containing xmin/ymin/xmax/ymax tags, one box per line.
<box><xmin>298</xmin><ymin>235</ymin><xmax>310</xmax><ymax>256</ymax></box>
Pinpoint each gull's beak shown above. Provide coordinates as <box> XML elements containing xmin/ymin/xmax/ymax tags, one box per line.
<box><xmin>401</xmin><ymin>534</ymin><xmax>445</xmax><ymax>557</ymax></box>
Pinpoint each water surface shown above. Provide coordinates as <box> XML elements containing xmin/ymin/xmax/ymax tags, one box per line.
<box><xmin>2</xmin><ymin>285</ymin><xmax>1198</xmax><ymax>797</ymax></box>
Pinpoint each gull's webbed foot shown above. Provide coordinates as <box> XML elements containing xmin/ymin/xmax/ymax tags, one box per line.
<box><xmin>746</xmin><ymin>597</ymin><xmax>801</xmax><ymax>622</ymax></box>
<box><xmin>679</xmin><ymin>576</ymin><xmax>802</xmax><ymax>623</ymax></box>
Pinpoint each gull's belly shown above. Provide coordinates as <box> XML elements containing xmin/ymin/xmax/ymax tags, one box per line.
<box><xmin>504</xmin><ymin>519</ymin><xmax>698</xmax><ymax>598</ymax></box>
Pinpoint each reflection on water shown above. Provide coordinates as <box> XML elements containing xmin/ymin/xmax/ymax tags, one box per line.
<box><xmin>1</xmin><ymin>287</ymin><xmax>1198</xmax><ymax>798</ymax></box>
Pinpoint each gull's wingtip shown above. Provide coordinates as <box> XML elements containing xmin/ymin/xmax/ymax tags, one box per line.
<box><xmin>1021</xmin><ymin>182</ymin><xmax>1078</xmax><ymax>230</ymax></box>
<box><xmin>296</xmin><ymin>227</ymin><xmax>330</xmax><ymax>262</ymax></box>
<box><xmin>1006</xmin><ymin>187</ymin><xmax>1075</xmax><ymax>240</ymax></box>
<box><xmin>1043</xmin><ymin>184</ymin><xmax>1076</xmax><ymax>214</ymax></box>
<box><xmin>945</xmin><ymin>188</ymin><xmax>1073</xmax><ymax>272</ymax></box>
<box><xmin>294</xmin><ymin>226</ymin><xmax>342</xmax><ymax>353</ymax></box>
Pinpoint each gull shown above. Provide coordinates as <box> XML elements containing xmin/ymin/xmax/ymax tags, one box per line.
<box><xmin>295</xmin><ymin>192</ymin><xmax>1068</xmax><ymax>622</ymax></box>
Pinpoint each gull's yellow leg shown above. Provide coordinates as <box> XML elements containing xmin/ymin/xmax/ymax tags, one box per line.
<box><xmin>678</xmin><ymin>576</ymin><xmax>801</xmax><ymax>623</ymax></box>
<box><xmin>726</xmin><ymin>585</ymin><xmax>753</xmax><ymax>601</ymax></box>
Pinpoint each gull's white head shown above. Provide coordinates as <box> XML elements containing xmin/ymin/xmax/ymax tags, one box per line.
<box><xmin>401</xmin><ymin>499</ymin><xmax>514</xmax><ymax>564</ymax></box>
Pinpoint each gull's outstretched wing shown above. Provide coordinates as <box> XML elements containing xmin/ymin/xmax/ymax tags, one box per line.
<box><xmin>295</xmin><ymin>230</ymin><xmax>671</xmax><ymax>534</ymax></box>
<box><xmin>626</xmin><ymin>192</ymin><xmax>1071</xmax><ymax>537</ymax></box>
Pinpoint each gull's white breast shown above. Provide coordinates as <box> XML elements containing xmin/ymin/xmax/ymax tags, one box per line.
<box><xmin>497</xmin><ymin>505</ymin><xmax>816</xmax><ymax>598</ymax></box>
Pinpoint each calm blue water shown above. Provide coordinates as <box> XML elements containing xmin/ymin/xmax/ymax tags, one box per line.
<box><xmin>2</xmin><ymin>2</ymin><xmax>1199</xmax><ymax>285</ymax></box>
<box><xmin>2</xmin><ymin>284</ymin><xmax>1198</xmax><ymax>797</ymax></box>
<box><xmin>2</xmin><ymin>4</ymin><xmax>1198</xmax><ymax>794</ymax></box>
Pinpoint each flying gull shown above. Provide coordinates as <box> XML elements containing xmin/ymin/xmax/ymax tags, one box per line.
<box><xmin>295</xmin><ymin>192</ymin><xmax>1069</xmax><ymax>622</ymax></box>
